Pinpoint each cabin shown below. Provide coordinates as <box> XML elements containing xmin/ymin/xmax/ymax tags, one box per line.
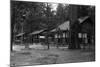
<box><xmin>49</xmin><ymin>21</ymin><xmax>70</xmax><ymax>46</ymax></box>
<box><xmin>26</xmin><ymin>21</ymin><xmax>70</xmax><ymax>46</ymax></box>
<box><xmin>29</xmin><ymin>29</ymin><xmax>46</xmax><ymax>44</ymax></box>
<box><xmin>14</xmin><ymin>33</ymin><xmax>25</xmax><ymax>45</ymax></box>
<box><xmin>78</xmin><ymin>16</ymin><xmax>94</xmax><ymax>46</ymax></box>
<box><xmin>23</xmin><ymin>16</ymin><xmax>94</xmax><ymax>48</ymax></box>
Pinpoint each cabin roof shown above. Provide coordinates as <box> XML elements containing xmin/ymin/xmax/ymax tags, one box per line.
<box><xmin>78</xmin><ymin>16</ymin><xmax>89</xmax><ymax>23</ymax></box>
<box><xmin>29</xmin><ymin>29</ymin><xmax>45</xmax><ymax>35</ymax></box>
<box><xmin>51</xmin><ymin>21</ymin><xmax>70</xmax><ymax>32</ymax></box>
<box><xmin>16</xmin><ymin>33</ymin><xmax>25</xmax><ymax>37</ymax></box>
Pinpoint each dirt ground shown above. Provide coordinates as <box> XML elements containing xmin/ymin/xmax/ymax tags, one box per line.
<box><xmin>10</xmin><ymin>45</ymin><xmax>95</xmax><ymax>67</ymax></box>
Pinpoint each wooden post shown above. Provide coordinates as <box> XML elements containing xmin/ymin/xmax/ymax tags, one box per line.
<box><xmin>56</xmin><ymin>28</ymin><xmax>59</xmax><ymax>48</ymax></box>
<box><xmin>47</xmin><ymin>36</ymin><xmax>50</xmax><ymax>49</ymax></box>
<box><xmin>65</xmin><ymin>31</ymin><xmax>67</xmax><ymax>45</ymax></box>
<box><xmin>56</xmin><ymin>33</ymin><xmax>59</xmax><ymax>48</ymax></box>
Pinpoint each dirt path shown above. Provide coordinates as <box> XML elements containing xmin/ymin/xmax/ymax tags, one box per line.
<box><xmin>10</xmin><ymin>47</ymin><xmax>95</xmax><ymax>67</ymax></box>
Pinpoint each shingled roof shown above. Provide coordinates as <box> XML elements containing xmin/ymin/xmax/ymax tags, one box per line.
<box><xmin>51</xmin><ymin>21</ymin><xmax>70</xmax><ymax>32</ymax></box>
<box><xmin>29</xmin><ymin>29</ymin><xmax>45</xmax><ymax>35</ymax></box>
<box><xmin>16</xmin><ymin>33</ymin><xmax>25</xmax><ymax>37</ymax></box>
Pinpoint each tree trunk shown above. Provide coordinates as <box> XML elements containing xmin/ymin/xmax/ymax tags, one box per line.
<box><xmin>10</xmin><ymin>33</ymin><xmax>13</xmax><ymax>51</ymax></box>
<box><xmin>56</xmin><ymin>33</ymin><xmax>59</xmax><ymax>48</ymax></box>
<box><xmin>46</xmin><ymin>35</ymin><xmax>50</xmax><ymax>50</ymax></box>
<box><xmin>65</xmin><ymin>31</ymin><xmax>67</xmax><ymax>45</ymax></box>
<box><xmin>68</xmin><ymin>5</ymin><xmax>81</xmax><ymax>49</ymax></box>
<box><xmin>47</xmin><ymin>42</ymin><xmax>50</xmax><ymax>49</ymax></box>
<box><xmin>11</xmin><ymin>23</ymin><xmax>13</xmax><ymax>51</ymax></box>
<box><xmin>75</xmin><ymin>33</ymin><xmax>81</xmax><ymax>49</ymax></box>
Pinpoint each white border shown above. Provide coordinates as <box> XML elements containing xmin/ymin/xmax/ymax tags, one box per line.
<box><xmin>0</xmin><ymin>0</ymin><xmax>98</xmax><ymax>67</ymax></box>
<box><xmin>0</xmin><ymin>0</ymin><xmax>10</xmax><ymax>67</ymax></box>
<box><xmin>19</xmin><ymin>0</ymin><xmax>96</xmax><ymax>5</ymax></box>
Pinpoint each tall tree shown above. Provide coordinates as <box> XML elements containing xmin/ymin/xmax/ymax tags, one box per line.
<box><xmin>68</xmin><ymin>5</ymin><xmax>81</xmax><ymax>49</ymax></box>
<box><xmin>56</xmin><ymin>4</ymin><xmax>69</xmax><ymax>21</ymax></box>
<box><xmin>11</xmin><ymin>1</ymin><xmax>44</xmax><ymax>50</ymax></box>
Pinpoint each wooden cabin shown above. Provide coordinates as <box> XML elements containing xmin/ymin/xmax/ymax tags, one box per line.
<box><xmin>29</xmin><ymin>29</ymin><xmax>46</xmax><ymax>44</ymax></box>
<box><xmin>49</xmin><ymin>21</ymin><xmax>70</xmax><ymax>46</ymax></box>
<box><xmin>14</xmin><ymin>33</ymin><xmax>25</xmax><ymax>45</ymax></box>
<box><xmin>28</xmin><ymin>21</ymin><xmax>70</xmax><ymax>46</ymax></box>
<box><xmin>78</xmin><ymin>16</ymin><xmax>94</xmax><ymax>47</ymax></box>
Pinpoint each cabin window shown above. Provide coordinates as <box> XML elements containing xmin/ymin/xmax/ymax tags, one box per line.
<box><xmin>66</xmin><ymin>33</ymin><xmax>68</xmax><ymax>38</ymax></box>
<box><xmin>58</xmin><ymin>35</ymin><xmax>60</xmax><ymax>38</ymax></box>
<box><xmin>63</xmin><ymin>33</ymin><xmax>65</xmax><ymax>38</ymax></box>
<box><xmin>55</xmin><ymin>34</ymin><xmax>57</xmax><ymax>38</ymax></box>
<box><xmin>78</xmin><ymin>33</ymin><xmax>82</xmax><ymax>38</ymax></box>
<box><xmin>39</xmin><ymin>36</ymin><xmax>45</xmax><ymax>38</ymax></box>
<box><xmin>83</xmin><ymin>33</ymin><xmax>87</xmax><ymax>38</ymax></box>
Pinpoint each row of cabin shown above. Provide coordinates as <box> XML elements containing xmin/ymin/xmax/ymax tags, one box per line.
<box><xmin>14</xmin><ymin>16</ymin><xmax>95</xmax><ymax>46</ymax></box>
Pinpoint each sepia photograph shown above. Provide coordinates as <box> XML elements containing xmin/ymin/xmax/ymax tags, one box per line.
<box><xmin>10</xmin><ymin>0</ymin><xmax>95</xmax><ymax>67</ymax></box>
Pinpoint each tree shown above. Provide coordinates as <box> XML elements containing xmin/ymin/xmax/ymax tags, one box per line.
<box><xmin>11</xmin><ymin>1</ymin><xmax>43</xmax><ymax>50</ymax></box>
<box><xmin>11</xmin><ymin>1</ymin><xmax>57</xmax><ymax>49</ymax></box>
<box><xmin>11</xmin><ymin>1</ymin><xmax>71</xmax><ymax>50</ymax></box>
<box><xmin>56</xmin><ymin>4</ymin><xmax>69</xmax><ymax>22</ymax></box>
<box><xmin>68</xmin><ymin>5</ymin><xmax>81</xmax><ymax>49</ymax></box>
<box><xmin>68</xmin><ymin>5</ymin><xmax>95</xmax><ymax>49</ymax></box>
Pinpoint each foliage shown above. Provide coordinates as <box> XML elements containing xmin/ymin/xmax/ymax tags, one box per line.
<box><xmin>11</xmin><ymin>1</ymin><xmax>70</xmax><ymax>34</ymax></box>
